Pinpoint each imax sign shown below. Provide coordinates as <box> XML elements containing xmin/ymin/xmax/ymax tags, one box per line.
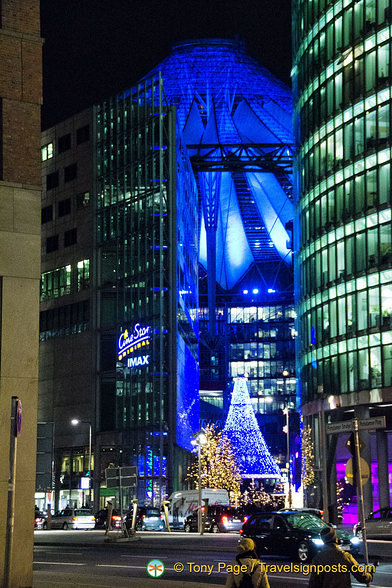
<box><xmin>127</xmin><ymin>355</ymin><xmax>150</xmax><ymax>368</ymax></box>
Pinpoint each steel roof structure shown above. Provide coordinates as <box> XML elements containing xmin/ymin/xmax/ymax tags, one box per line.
<box><xmin>144</xmin><ymin>38</ymin><xmax>294</xmax><ymax>331</ymax></box>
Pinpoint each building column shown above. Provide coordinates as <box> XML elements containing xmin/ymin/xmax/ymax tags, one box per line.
<box><xmin>354</xmin><ymin>406</ymin><xmax>373</xmax><ymax>517</ymax></box>
<box><xmin>376</xmin><ymin>430</ymin><xmax>390</xmax><ymax>510</ymax></box>
<box><xmin>200</xmin><ymin>172</ymin><xmax>221</xmax><ymax>338</ymax></box>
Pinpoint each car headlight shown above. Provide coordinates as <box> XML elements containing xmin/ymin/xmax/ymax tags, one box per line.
<box><xmin>350</xmin><ymin>537</ymin><xmax>362</xmax><ymax>545</ymax></box>
<box><xmin>312</xmin><ymin>538</ymin><xmax>324</xmax><ymax>546</ymax></box>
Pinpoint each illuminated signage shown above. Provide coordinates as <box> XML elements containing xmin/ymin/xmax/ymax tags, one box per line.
<box><xmin>127</xmin><ymin>355</ymin><xmax>150</xmax><ymax>368</ymax></box>
<box><xmin>117</xmin><ymin>323</ymin><xmax>151</xmax><ymax>363</ymax></box>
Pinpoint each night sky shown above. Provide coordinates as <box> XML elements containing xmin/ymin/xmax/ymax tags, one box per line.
<box><xmin>40</xmin><ymin>0</ymin><xmax>292</xmax><ymax>129</ymax></box>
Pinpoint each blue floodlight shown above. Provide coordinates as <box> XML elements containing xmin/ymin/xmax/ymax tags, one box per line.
<box><xmin>252</xmin><ymin>288</ymin><xmax>259</xmax><ymax>294</ymax></box>
<box><xmin>243</xmin><ymin>289</ymin><xmax>249</xmax><ymax>294</ymax></box>
<box><xmin>267</xmin><ymin>288</ymin><xmax>276</xmax><ymax>293</ymax></box>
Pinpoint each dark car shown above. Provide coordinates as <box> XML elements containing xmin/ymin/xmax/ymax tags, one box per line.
<box><xmin>94</xmin><ymin>508</ymin><xmax>123</xmax><ymax>530</ymax></box>
<box><xmin>241</xmin><ymin>511</ymin><xmax>362</xmax><ymax>563</ymax></box>
<box><xmin>184</xmin><ymin>505</ymin><xmax>245</xmax><ymax>533</ymax></box>
<box><xmin>126</xmin><ymin>506</ymin><xmax>165</xmax><ymax>531</ymax></box>
<box><xmin>354</xmin><ymin>507</ymin><xmax>392</xmax><ymax>539</ymax></box>
<box><xmin>34</xmin><ymin>510</ymin><xmax>46</xmax><ymax>529</ymax></box>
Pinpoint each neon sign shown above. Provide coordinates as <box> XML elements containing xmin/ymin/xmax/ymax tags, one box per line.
<box><xmin>127</xmin><ymin>355</ymin><xmax>150</xmax><ymax>368</ymax></box>
<box><xmin>118</xmin><ymin>323</ymin><xmax>151</xmax><ymax>361</ymax></box>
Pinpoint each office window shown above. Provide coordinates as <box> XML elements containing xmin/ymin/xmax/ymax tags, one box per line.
<box><xmin>64</xmin><ymin>163</ymin><xmax>77</xmax><ymax>182</ymax></box>
<box><xmin>41</xmin><ymin>142</ymin><xmax>54</xmax><ymax>161</ymax></box>
<box><xmin>58</xmin><ymin>133</ymin><xmax>71</xmax><ymax>153</ymax></box>
<box><xmin>46</xmin><ymin>235</ymin><xmax>59</xmax><ymax>253</ymax></box>
<box><xmin>64</xmin><ymin>228</ymin><xmax>77</xmax><ymax>247</ymax></box>
<box><xmin>58</xmin><ymin>198</ymin><xmax>71</xmax><ymax>217</ymax></box>
<box><xmin>76</xmin><ymin>125</ymin><xmax>90</xmax><ymax>144</ymax></box>
<box><xmin>46</xmin><ymin>171</ymin><xmax>59</xmax><ymax>190</ymax></box>
<box><xmin>41</xmin><ymin>205</ymin><xmax>53</xmax><ymax>224</ymax></box>
<box><xmin>76</xmin><ymin>191</ymin><xmax>90</xmax><ymax>209</ymax></box>
<box><xmin>77</xmin><ymin>259</ymin><xmax>90</xmax><ymax>291</ymax></box>
<box><xmin>40</xmin><ymin>265</ymin><xmax>71</xmax><ymax>301</ymax></box>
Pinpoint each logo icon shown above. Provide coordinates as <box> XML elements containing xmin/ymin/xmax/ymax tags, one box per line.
<box><xmin>147</xmin><ymin>559</ymin><xmax>165</xmax><ymax>578</ymax></box>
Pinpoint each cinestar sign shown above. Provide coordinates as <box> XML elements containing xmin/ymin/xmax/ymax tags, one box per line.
<box><xmin>127</xmin><ymin>355</ymin><xmax>150</xmax><ymax>368</ymax></box>
<box><xmin>117</xmin><ymin>323</ymin><xmax>151</xmax><ymax>362</ymax></box>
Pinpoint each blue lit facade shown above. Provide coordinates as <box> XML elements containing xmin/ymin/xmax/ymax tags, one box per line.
<box><xmin>145</xmin><ymin>39</ymin><xmax>298</xmax><ymax>466</ymax></box>
<box><xmin>95</xmin><ymin>76</ymin><xmax>199</xmax><ymax>504</ymax></box>
<box><xmin>293</xmin><ymin>0</ymin><xmax>392</xmax><ymax>517</ymax></box>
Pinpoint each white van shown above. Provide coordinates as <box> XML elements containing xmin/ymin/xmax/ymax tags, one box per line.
<box><xmin>168</xmin><ymin>488</ymin><xmax>229</xmax><ymax>529</ymax></box>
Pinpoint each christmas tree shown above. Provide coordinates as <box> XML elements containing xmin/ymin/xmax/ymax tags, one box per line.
<box><xmin>222</xmin><ymin>377</ymin><xmax>281</xmax><ymax>479</ymax></box>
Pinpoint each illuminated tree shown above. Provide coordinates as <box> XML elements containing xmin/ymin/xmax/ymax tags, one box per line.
<box><xmin>240</xmin><ymin>480</ymin><xmax>285</xmax><ymax>511</ymax></box>
<box><xmin>222</xmin><ymin>377</ymin><xmax>281</xmax><ymax>479</ymax></box>
<box><xmin>302</xmin><ymin>424</ymin><xmax>315</xmax><ymax>488</ymax></box>
<box><xmin>186</xmin><ymin>424</ymin><xmax>242</xmax><ymax>503</ymax></box>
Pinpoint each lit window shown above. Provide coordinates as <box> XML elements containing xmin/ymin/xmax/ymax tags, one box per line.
<box><xmin>41</xmin><ymin>142</ymin><xmax>54</xmax><ymax>161</ymax></box>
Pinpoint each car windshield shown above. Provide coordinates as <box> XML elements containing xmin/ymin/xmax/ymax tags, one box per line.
<box><xmin>146</xmin><ymin>509</ymin><xmax>160</xmax><ymax>516</ymax></box>
<box><xmin>75</xmin><ymin>509</ymin><xmax>93</xmax><ymax>516</ymax></box>
<box><xmin>286</xmin><ymin>513</ymin><xmax>327</xmax><ymax>530</ymax></box>
<box><xmin>222</xmin><ymin>507</ymin><xmax>238</xmax><ymax>515</ymax></box>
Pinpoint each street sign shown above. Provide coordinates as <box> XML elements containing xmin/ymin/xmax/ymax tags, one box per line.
<box><xmin>105</xmin><ymin>466</ymin><xmax>137</xmax><ymax>488</ymax></box>
<box><xmin>326</xmin><ymin>421</ymin><xmax>354</xmax><ymax>434</ymax></box>
<box><xmin>326</xmin><ymin>416</ymin><xmax>386</xmax><ymax>434</ymax></box>
<box><xmin>345</xmin><ymin>457</ymin><xmax>370</xmax><ymax>486</ymax></box>
<box><xmin>356</xmin><ymin>416</ymin><xmax>386</xmax><ymax>431</ymax></box>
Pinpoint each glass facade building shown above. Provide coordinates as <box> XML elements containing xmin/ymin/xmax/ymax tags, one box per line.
<box><xmin>293</xmin><ymin>0</ymin><xmax>392</xmax><ymax>516</ymax></box>
<box><xmin>95</xmin><ymin>76</ymin><xmax>199</xmax><ymax>504</ymax></box>
<box><xmin>146</xmin><ymin>39</ymin><xmax>298</xmax><ymax>466</ymax></box>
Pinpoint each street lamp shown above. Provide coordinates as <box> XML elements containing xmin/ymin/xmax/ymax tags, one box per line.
<box><xmin>282</xmin><ymin>407</ymin><xmax>292</xmax><ymax>508</ymax></box>
<box><xmin>191</xmin><ymin>432</ymin><xmax>207</xmax><ymax>535</ymax></box>
<box><xmin>71</xmin><ymin>419</ymin><xmax>92</xmax><ymax>506</ymax></box>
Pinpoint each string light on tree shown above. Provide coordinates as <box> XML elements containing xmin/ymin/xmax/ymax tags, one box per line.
<box><xmin>301</xmin><ymin>424</ymin><xmax>315</xmax><ymax>488</ymax></box>
<box><xmin>222</xmin><ymin>377</ymin><xmax>281</xmax><ymax>479</ymax></box>
<box><xmin>186</xmin><ymin>424</ymin><xmax>242</xmax><ymax>504</ymax></box>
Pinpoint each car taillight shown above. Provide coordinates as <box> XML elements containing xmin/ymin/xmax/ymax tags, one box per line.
<box><xmin>35</xmin><ymin>518</ymin><xmax>40</xmax><ymax>523</ymax></box>
<box><xmin>142</xmin><ymin>515</ymin><xmax>146</xmax><ymax>520</ymax></box>
<box><xmin>112</xmin><ymin>515</ymin><xmax>121</xmax><ymax>521</ymax></box>
<box><xmin>72</xmin><ymin>517</ymin><xmax>76</xmax><ymax>520</ymax></box>
<box><xmin>92</xmin><ymin>517</ymin><xmax>95</xmax><ymax>521</ymax></box>
<box><xmin>243</xmin><ymin>516</ymin><xmax>248</xmax><ymax>522</ymax></box>
<box><xmin>221</xmin><ymin>516</ymin><xmax>229</xmax><ymax>524</ymax></box>
<box><xmin>239</xmin><ymin>528</ymin><xmax>243</xmax><ymax>535</ymax></box>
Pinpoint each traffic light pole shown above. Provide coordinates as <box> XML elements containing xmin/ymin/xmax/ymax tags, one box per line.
<box><xmin>319</xmin><ymin>408</ymin><xmax>329</xmax><ymax>523</ymax></box>
<box><xmin>354</xmin><ymin>418</ymin><xmax>369</xmax><ymax>566</ymax></box>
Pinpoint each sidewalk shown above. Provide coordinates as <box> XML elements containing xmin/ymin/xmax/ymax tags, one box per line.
<box><xmin>34</xmin><ymin>572</ymin><xmax>223</xmax><ymax>588</ymax></box>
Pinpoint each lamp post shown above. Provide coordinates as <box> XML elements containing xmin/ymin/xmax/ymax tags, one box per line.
<box><xmin>283</xmin><ymin>407</ymin><xmax>292</xmax><ymax>508</ymax></box>
<box><xmin>191</xmin><ymin>432</ymin><xmax>207</xmax><ymax>535</ymax></box>
<box><xmin>71</xmin><ymin>419</ymin><xmax>92</xmax><ymax>505</ymax></box>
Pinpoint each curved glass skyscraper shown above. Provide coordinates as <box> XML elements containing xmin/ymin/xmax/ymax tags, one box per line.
<box><xmin>293</xmin><ymin>1</ymin><xmax>392</xmax><ymax>517</ymax></box>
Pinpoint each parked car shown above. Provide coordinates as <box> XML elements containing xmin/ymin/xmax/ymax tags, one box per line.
<box><xmin>34</xmin><ymin>510</ymin><xmax>46</xmax><ymax>529</ymax></box>
<box><xmin>184</xmin><ymin>505</ymin><xmax>245</xmax><ymax>533</ymax></box>
<box><xmin>127</xmin><ymin>507</ymin><xmax>165</xmax><ymax>531</ymax></box>
<box><xmin>354</xmin><ymin>507</ymin><xmax>392</xmax><ymax>539</ymax></box>
<box><xmin>241</xmin><ymin>511</ymin><xmax>362</xmax><ymax>563</ymax></box>
<box><xmin>43</xmin><ymin>507</ymin><xmax>95</xmax><ymax>530</ymax></box>
<box><xmin>94</xmin><ymin>508</ymin><xmax>123</xmax><ymax>530</ymax></box>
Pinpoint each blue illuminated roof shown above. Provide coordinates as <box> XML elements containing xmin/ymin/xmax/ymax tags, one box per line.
<box><xmin>144</xmin><ymin>39</ymin><xmax>294</xmax><ymax>289</ymax></box>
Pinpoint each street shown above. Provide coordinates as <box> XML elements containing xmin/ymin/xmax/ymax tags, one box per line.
<box><xmin>33</xmin><ymin>530</ymin><xmax>392</xmax><ymax>587</ymax></box>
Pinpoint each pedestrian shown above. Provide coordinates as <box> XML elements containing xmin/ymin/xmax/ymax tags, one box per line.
<box><xmin>225</xmin><ymin>537</ymin><xmax>270</xmax><ymax>588</ymax></box>
<box><xmin>308</xmin><ymin>526</ymin><xmax>373</xmax><ymax>588</ymax></box>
